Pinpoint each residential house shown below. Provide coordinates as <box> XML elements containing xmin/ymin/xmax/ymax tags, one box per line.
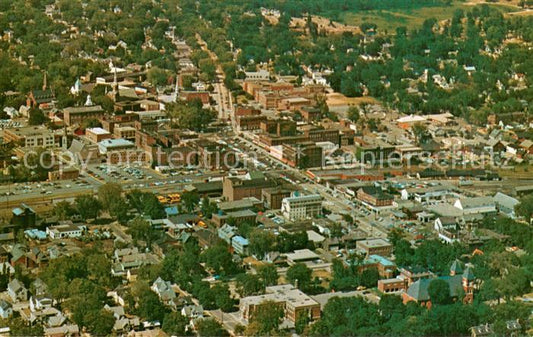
<box><xmin>30</xmin><ymin>295</ymin><xmax>53</xmax><ymax>312</ymax></box>
<box><xmin>232</xmin><ymin>236</ymin><xmax>249</xmax><ymax>255</ymax></box>
<box><xmin>7</xmin><ymin>279</ymin><xmax>28</xmax><ymax>302</ymax></box>
<box><xmin>151</xmin><ymin>277</ymin><xmax>176</xmax><ymax>306</ymax></box>
<box><xmin>0</xmin><ymin>300</ymin><xmax>12</xmax><ymax>319</ymax></box>
<box><xmin>217</xmin><ymin>224</ymin><xmax>236</xmax><ymax>244</ymax></box>
<box><xmin>470</xmin><ymin>320</ymin><xmax>521</xmax><ymax>337</ymax></box>
<box><xmin>43</xmin><ymin>324</ymin><xmax>80</xmax><ymax>337</ymax></box>
<box><xmin>181</xmin><ymin>305</ymin><xmax>203</xmax><ymax>319</ymax></box>
<box><xmin>434</xmin><ymin>217</ymin><xmax>461</xmax><ymax>243</ymax></box>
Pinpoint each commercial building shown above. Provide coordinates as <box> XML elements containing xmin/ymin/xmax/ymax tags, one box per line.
<box><xmin>282</xmin><ymin>142</ymin><xmax>323</xmax><ymax>168</ymax></box>
<box><xmin>453</xmin><ymin>197</ymin><xmax>497</xmax><ymax>216</ymax></box>
<box><xmin>356</xmin><ymin>186</ymin><xmax>394</xmax><ymax>208</ymax></box>
<box><xmin>63</xmin><ymin>105</ymin><xmax>105</xmax><ymax>125</ymax></box>
<box><xmin>3</xmin><ymin>127</ymin><xmax>56</xmax><ymax>148</ymax></box>
<box><xmin>98</xmin><ymin>139</ymin><xmax>147</xmax><ymax>164</ymax></box>
<box><xmin>46</xmin><ymin>221</ymin><xmax>85</xmax><ymax>239</ymax></box>
<box><xmin>85</xmin><ymin>127</ymin><xmax>112</xmax><ymax>143</ymax></box>
<box><xmin>222</xmin><ymin>172</ymin><xmax>275</xmax><ymax>201</ymax></box>
<box><xmin>357</xmin><ymin>238</ymin><xmax>393</xmax><ymax>257</ymax></box>
<box><xmin>378</xmin><ymin>278</ymin><xmax>407</xmax><ymax>293</ymax></box>
<box><xmin>114</xmin><ymin>126</ymin><xmax>136</xmax><ymax>140</ymax></box>
<box><xmin>240</xmin><ymin>284</ymin><xmax>320</xmax><ymax>323</ymax></box>
<box><xmin>281</xmin><ymin>194</ymin><xmax>322</xmax><ymax>221</ymax></box>
<box><xmin>262</xmin><ymin>188</ymin><xmax>292</xmax><ymax>210</ymax></box>
<box><xmin>211</xmin><ymin>210</ymin><xmax>257</xmax><ymax>227</ymax></box>
<box><xmin>217</xmin><ymin>197</ymin><xmax>263</xmax><ymax>213</ymax></box>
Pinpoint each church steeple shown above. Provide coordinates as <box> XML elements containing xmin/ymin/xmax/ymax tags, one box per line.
<box><xmin>42</xmin><ymin>71</ymin><xmax>48</xmax><ymax>91</ymax></box>
<box><xmin>111</xmin><ymin>68</ymin><xmax>119</xmax><ymax>102</ymax></box>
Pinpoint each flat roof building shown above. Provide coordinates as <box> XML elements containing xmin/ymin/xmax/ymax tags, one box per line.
<box><xmin>357</xmin><ymin>238</ymin><xmax>393</xmax><ymax>257</ymax></box>
<box><xmin>240</xmin><ymin>284</ymin><xmax>320</xmax><ymax>323</ymax></box>
<box><xmin>281</xmin><ymin>194</ymin><xmax>322</xmax><ymax>221</ymax></box>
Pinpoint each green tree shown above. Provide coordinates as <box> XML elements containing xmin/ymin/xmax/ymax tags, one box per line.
<box><xmin>127</xmin><ymin>217</ymin><xmax>159</xmax><ymax>249</ymax></box>
<box><xmin>360</xmin><ymin>268</ymin><xmax>379</xmax><ymax>288</ymax></box>
<box><xmin>412</xmin><ymin>122</ymin><xmax>428</xmax><ymax>145</ymax></box>
<box><xmin>147</xmin><ymin>66</ymin><xmax>170</xmax><ymax>86</ymax></box>
<box><xmin>347</xmin><ymin>106</ymin><xmax>360</xmax><ymax>123</ymax></box>
<box><xmin>162</xmin><ymin>312</ymin><xmax>190</xmax><ymax>336</ymax></box>
<box><xmin>212</xmin><ymin>283</ymin><xmax>234</xmax><ymax>312</ymax></box>
<box><xmin>201</xmin><ymin>243</ymin><xmax>238</xmax><ymax>276</ymax></box>
<box><xmin>235</xmin><ymin>273</ymin><xmax>263</xmax><ymax>297</ymax></box>
<box><xmin>256</xmin><ymin>264</ymin><xmax>279</xmax><ymax>287</ymax></box>
<box><xmin>75</xmin><ymin>195</ymin><xmax>101</xmax><ymax>220</ymax></box>
<box><xmin>286</xmin><ymin>263</ymin><xmax>312</xmax><ymax>290</ymax></box>
<box><xmin>53</xmin><ymin>200</ymin><xmax>75</xmax><ymax>220</ymax></box>
<box><xmin>132</xmin><ymin>281</ymin><xmax>169</xmax><ymax>322</ymax></box>
<box><xmin>97</xmin><ymin>183</ymin><xmax>123</xmax><ymax>212</ymax></box>
<box><xmin>200</xmin><ymin>196</ymin><xmax>219</xmax><ymax>219</ymax></box>
<box><xmin>248</xmin><ymin>228</ymin><xmax>275</xmax><ymax>260</ymax></box>
<box><xmin>8</xmin><ymin>317</ymin><xmax>44</xmax><ymax>336</ymax></box>
<box><xmin>196</xmin><ymin>318</ymin><xmax>228</xmax><ymax>337</ymax></box>
<box><xmin>86</xmin><ymin>309</ymin><xmax>115</xmax><ymax>336</ymax></box>
<box><xmin>515</xmin><ymin>194</ymin><xmax>533</xmax><ymax>223</ymax></box>
<box><xmin>181</xmin><ymin>191</ymin><xmax>200</xmax><ymax>213</ymax></box>
<box><xmin>428</xmin><ymin>279</ymin><xmax>451</xmax><ymax>305</ymax></box>
<box><xmin>28</xmin><ymin>108</ymin><xmax>49</xmax><ymax>125</ymax></box>
<box><xmin>249</xmin><ymin>300</ymin><xmax>284</xmax><ymax>335</ymax></box>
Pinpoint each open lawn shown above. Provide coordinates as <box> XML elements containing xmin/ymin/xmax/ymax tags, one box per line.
<box><xmin>336</xmin><ymin>1</ymin><xmax>520</xmax><ymax>32</ymax></box>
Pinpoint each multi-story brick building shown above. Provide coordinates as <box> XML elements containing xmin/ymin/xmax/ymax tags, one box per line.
<box><xmin>3</xmin><ymin>127</ymin><xmax>57</xmax><ymax>148</ymax></box>
<box><xmin>63</xmin><ymin>105</ymin><xmax>105</xmax><ymax>126</ymax></box>
<box><xmin>262</xmin><ymin>188</ymin><xmax>292</xmax><ymax>210</ymax></box>
<box><xmin>223</xmin><ymin>172</ymin><xmax>275</xmax><ymax>201</ymax></box>
<box><xmin>85</xmin><ymin>127</ymin><xmax>112</xmax><ymax>143</ymax></box>
<box><xmin>240</xmin><ymin>285</ymin><xmax>320</xmax><ymax>324</ymax></box>
<box><xmin>356</xmin><ymin>238</ymin><xmax>393</xmax><ymax>257</ymax></box>
<box><xmin>356</xmin><ymin>186</ymin><xmax>394</xmax><ymax>207</ymax></box>
<box><xmin>282</xmin><ymin>142</ymin><xmax>323</xmax><ymax>168</ymax></box>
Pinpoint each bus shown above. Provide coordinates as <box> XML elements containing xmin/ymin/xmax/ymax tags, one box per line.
<box><xmin>157</xmin><ymin>195</ymin><xmax>169</xmax><ymax>204</ymax></box>
<box><xmin>168</xmin><ymin>193</ymin><xmax>181</xmax><ymax>203</ymax></box>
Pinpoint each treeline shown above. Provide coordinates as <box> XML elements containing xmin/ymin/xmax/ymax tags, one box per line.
<box><xmin>250</xmin><ymin>0</ymin><xmax>452</xmax><ymax>16</ymax></box>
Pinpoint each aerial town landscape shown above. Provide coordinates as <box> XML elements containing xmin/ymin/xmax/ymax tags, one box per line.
<box><xmin>0</xmin><ymin>0</ymin><xmax>532</xmax><ymax>336</ymax></box>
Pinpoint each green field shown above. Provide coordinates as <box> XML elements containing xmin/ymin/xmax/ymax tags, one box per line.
<box><xmin>335</xmin><ymin>1</ymin><xmax>519</xmax><ymax>32</ymax></box>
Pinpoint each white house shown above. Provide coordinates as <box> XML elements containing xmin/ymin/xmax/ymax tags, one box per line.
<box><xmin>7</xmin><ymin>279</ymin><xmax>27</xmax><ymax>302</ymax></box>
<box><xmin>30</xmin><ymin>295</ymin><xmax>53</xmax><ymax>312</ymax></box>
<box><xmin>151</xmin><ymin>277</ymin><xmax>176</xmax><ymax>306</ymax></box>
<box><xmin>434</xmin><ymin>217</ymin><xmax>461</xmax><ymax>244</ymax></box>
<box><xmin>0</xmin><ymin>300</ymin><xmax>12</xmax><ymax>319</ymax></box>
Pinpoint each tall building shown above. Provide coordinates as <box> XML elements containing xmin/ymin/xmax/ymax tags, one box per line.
<box><xmin>281</xmin><ymin>194</ymin><xmax>322</xmax><ymax>221</ymax></box>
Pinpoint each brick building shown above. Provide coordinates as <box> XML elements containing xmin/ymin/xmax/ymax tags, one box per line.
<box><xmin>222</xmin><ymin>172</ymin><xmax>275</xmax><ymax>201</ymax></box>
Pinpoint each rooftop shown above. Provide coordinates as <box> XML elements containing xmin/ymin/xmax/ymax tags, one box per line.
<box><xmin>358</xmin><ymin>238</ymin><xmax>392</xmax><ymax>248</ymax></box>
<box><xmin>87</xmin><ymin>127</ymin><xmax>110</xmax><ymax>135</ymax></box>
<box><xmin>285</xmin><ymin>249</ymin><xmax>320</xmax><ymax>262</ymax></box>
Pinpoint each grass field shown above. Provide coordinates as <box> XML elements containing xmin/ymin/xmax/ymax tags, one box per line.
<box><xmin>335</xmin><ymin>1</ymin><xmax>519</xmax><ymax>32</ymax></box>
